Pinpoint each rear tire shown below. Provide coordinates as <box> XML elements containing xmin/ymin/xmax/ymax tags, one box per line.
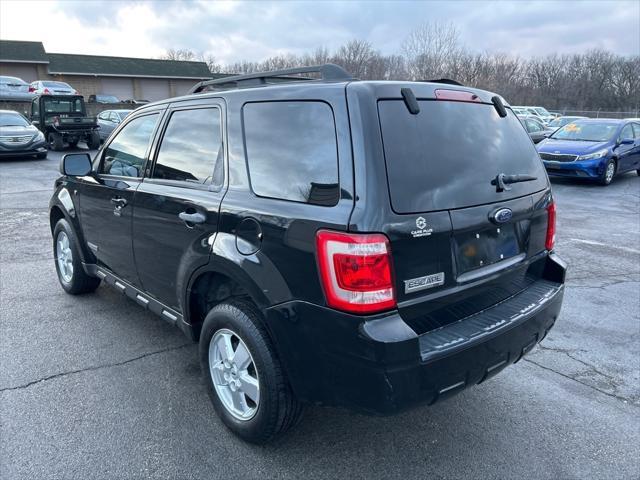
<box><xmin>36</xmin><ymin>152</ymin><xmax>47</xmax><ymax>159</ymax></box>
<box><xmin>199</xmin><ymin>299</ymin><xmax>303</xmax><ymax>444</ymax></box>
<box><xmin>599</xmin><ymin>159</ymin><xmax>616</xmax><ymax>186</ymax></box>
<box><xmin>86</xmin><ymin>131</ymin><xmax>100</xmax><ymax>150</ymax></box>
<box><xmin>53</xmin><ymin>219</ymin><xmax>101</xmax><ymax>295</ymax></box>
<box><xmin>48</xmin><ymin>132</ymin><xmax>64</xmax><ymax>151</ymax></box>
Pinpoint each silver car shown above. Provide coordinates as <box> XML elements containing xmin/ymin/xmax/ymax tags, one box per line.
<box><xmin>0</xmin><ymin>76</ymin><xmax>34</xmax><ymax>101</ymax></box>
<box><xmin>96</xmin><ymin>109</ymin><xmax>133</xmax><ymax>141</ymax></box>
<box><xmin>29</xmin><ymin>80</ymin><xmax>77</xmax><ymax>95</ymax></box>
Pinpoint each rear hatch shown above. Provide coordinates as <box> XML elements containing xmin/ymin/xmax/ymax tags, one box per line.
<box><xmin>376</xmin><ymin>87</ymin><xmax>552</xmax><ymax>334</ymax></box>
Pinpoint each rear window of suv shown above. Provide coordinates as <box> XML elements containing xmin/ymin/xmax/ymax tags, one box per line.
<box><xmin>243</xmin><ymin>101</ymin><xmax>339</xmax><ymax>206</ymax></box>
<box><xmin>378</xmin><ymin>99</ymin><xmax>548</xmax><ymax>213</ymax></box>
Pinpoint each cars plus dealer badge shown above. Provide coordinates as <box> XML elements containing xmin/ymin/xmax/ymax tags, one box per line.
<box><xmin>411</xmin><ymin>216</ymin><xmax>433</xmax><ymax>238</ymax></box>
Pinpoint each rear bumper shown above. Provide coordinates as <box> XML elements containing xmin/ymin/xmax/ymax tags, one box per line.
<box><xmin>543</xmin><ymin>158</ymin><xmax>605</xmax><ymax>179</ymax></box>
<box><xmin>266</xmin><ymin>253</ymin><xmax>566</xmax><ymax>414</ymax></box>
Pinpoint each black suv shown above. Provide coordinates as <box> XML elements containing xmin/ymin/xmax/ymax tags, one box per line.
<box><xmin>49</xmin><ymin>65</ymin><xmax>566</xmax><ymax>444</ymax></box>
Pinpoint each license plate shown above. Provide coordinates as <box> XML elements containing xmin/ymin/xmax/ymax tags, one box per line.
<box><xmin>455</xmin><ymin>223</ymin><xmax>521</xmax><ymax>273</ymax></box>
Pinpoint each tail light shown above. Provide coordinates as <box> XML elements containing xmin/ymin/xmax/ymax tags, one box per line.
<box><xmin>28</xmin><ymin>86</ymin><xmax>35</xmax><ymax>93</ymax></box>
<box><xmin>546</xmin><ymin>202</ymin><xmax>556</xmax><ymax>251</ymax></box>
<box><xmin>73</xmin><ymin>90</ymin><xmax>79</xmax><ymax>95</ymax></box>
<box><xmin>43</xmin><ymin>88</ymin><xmax>50</xmax><ymax>94</ymax></box>
<box><xmin>316</xmin><ymin>230</ymin><xmax>396</xmax><ymax>314</ymax></box>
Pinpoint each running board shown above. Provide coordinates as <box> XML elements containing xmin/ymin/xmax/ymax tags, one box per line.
<box><xmin>84</xmin><ymin>264</ymin><xmax>183</xmax><ymax>327</ymax></box>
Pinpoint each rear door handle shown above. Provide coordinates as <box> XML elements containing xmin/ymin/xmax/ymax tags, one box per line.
<box><xmin>178</xmin><ymin>211</ymin><xmax>206</xmax><ymax>225</ymax></box>
<box><xmin>110</xmin><ymin>197</ymin><xmax>127</xmax><ymax>208</ymax></box>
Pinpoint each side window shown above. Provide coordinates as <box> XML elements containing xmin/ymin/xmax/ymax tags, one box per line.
<box><xmin>243</xmin><ymin>101</ymin><xmax>339</xmax><ymax>206</ymax></box>
<box><xmin>109</xmin><ymin>112</ymin><xmax>119</xmax><ymax>122</ymax></box>
<box><xmin>99</xmin><ymin>114</ymin><xmax>158</xmax><ymax>177</ymax></box>
<box><xmin>31</xmin><ymin>99</ymin><xmax>39</xmax><ymax>118</ymax></box>
<box><xmin>152</xmin><ymin>108</ymin><xmax>222</xmax><ymax>186</ymax></box>
<box><xmin>620</xmin><ymin>124</ymin><xmax>633</xmax><ymax>141</ymax></box>
<box><xmin>98</xmin><ymin>111</ymin><xmax>109</xmax><ymax>120</ymax></box>
<box><xmin>633</xmin><ymin>123</ymin><xmax>640</xmax><ymax>140</ymax></box>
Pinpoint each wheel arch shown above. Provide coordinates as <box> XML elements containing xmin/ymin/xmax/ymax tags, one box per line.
<box><xmin>184</xmin><ymin>250</ymin><xmax>290</xmax><ymax>341</ymax></box>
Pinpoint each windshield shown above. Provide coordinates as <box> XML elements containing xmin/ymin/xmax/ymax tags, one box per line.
<box><xmin>534</xmin><ymin>107</ymin><xmax>550</xmax><ymax>116</ymax></box>
<box><xmin>1</xmin><ymin>76</ymin><xmax>26</xmax><ymax>85</ymax></box>
<box><xmin>42</xmin><ymin>98</ymin><xmax>83</xmax><ymax>114</ymax></box>
<box><xmin>43</xmin><ymin>81</ymin><xmax>71</xmax><ymax>88</ymax></box>
<box><xmin>551</xmin><ymin>122</ymin><xmax>619</xmax><ymax>142</ymax></box>
<box><xmin>99</xmin><ymin>95</ymin><xmax>119</xmax><ymax>103</ymax></box>
<box><xmin>378</xmin><ymin>99</ymin><xmax>547</xmax><ymax>213</ymax></box>
<box><xmin>0</xmin><ymin>112</ymin><xmax>29</xmax><ymax>127</ymax></box>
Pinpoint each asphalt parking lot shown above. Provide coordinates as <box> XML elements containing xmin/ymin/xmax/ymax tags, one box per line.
<box><xmin>1</xmin><ymin>149</ymin><xmax>639</xmax><ymax>479</ymax></box>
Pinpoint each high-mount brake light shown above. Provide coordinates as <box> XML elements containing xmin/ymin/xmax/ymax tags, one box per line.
<box><xmin>316</xmin><ymin>230</ymin><xmax>396</xmax><ymax>314</ymax></box>
<box><xmin>434</xmin><ymin>89</ymin><xmax>481</xmax><ymax>103</ymax></box>
<box><xmin>546</xmin><ymin>202</ymin><xmax>556</xmax><ymax>251</ymax></box>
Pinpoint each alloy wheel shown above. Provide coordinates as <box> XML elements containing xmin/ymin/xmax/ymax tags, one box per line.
<box><xmin>56</xmin><ymin>231</ymin><xmax>73</xmax><ymax>283</ymax></box>
<box><xmin>209</xmin><ymin>328</ymin><xmax>260</xmax><ymax>420</ymax></box>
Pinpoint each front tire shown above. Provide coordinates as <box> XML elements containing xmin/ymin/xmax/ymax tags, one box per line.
<box><xmin>86</xmin><ymin>131</ymin><xmax>100</xmax><ymax>150</ymax></box>
<box><xmin>36</xmin><ymin>152</ymin><xmax>47</xmax><ymax>159</ymax></box>
<box><xmin>53</xmin><ymin>219</ymin><xmax>101</xmax><ymax>294</ymax></box>
<box><xmin>48</xmin><ymin>132</ymin><xmax>64</xmax><ymax>151</ymax></box>
<box><xmin>599</xmin><ymin>159</ymin><xmax>616</xmax><ymax>186</ymax></box>
<box><xmin>199</xmin><ymin>299</ymin><xmax>303</xmax><ymax>444</ymax></box>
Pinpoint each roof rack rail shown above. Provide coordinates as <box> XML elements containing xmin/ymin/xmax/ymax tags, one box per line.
<box><xmin>422</xmin><ymin>78</ymin><xmax>464</xmax><ymax>86</ymax></box>
<box><xmin>189</xmin><ymin>64</ymin><xmax>353</xmax><ymax>94</ymax></box>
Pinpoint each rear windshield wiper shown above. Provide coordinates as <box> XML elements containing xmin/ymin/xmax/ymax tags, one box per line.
<box><xmin>491</xmin><ymin>173</ymin><xmax>537</xmax><ymax>192</ymax></box>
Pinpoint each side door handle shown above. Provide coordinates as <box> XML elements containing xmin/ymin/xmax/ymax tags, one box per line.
<box><xmin>178</xmin><ymin>211</ymin><xmax>206</xmax><ymax>226</ymax></box>
<box><xmin>110</xmin><ymin>197</ymin><xmax>127</xmax><ymax>208</ymax></box>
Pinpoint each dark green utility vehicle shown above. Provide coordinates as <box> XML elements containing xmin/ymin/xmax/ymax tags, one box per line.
<box><xmin>30</xmin><ymin>95</ymin><xmax>100</xmax><ymax>150</ymax></box>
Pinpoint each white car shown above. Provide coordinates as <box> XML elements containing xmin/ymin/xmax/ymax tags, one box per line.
<box><xmin>0</xmin><ymin>76</ymin><xmax>34</xmax><ymax>100</ymax></box>
<box><xmin>29</xmin><ymin>80</ymin><xmax>78</xmax><ymax>96</ymax></box>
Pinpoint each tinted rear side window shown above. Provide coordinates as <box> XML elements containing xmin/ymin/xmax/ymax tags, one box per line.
<box><xmin>243</xmin><ymin>101</ymin><xmax>339</xmax><ymax>206</ymax></box>
<box><xmin>378</xmin><ymin>100</ymin><xmax>548</xmax><ymax>213</ymax></box>
<box><xmin>153</xmin><ymin>108</ymin><xmax>223</xmax><ymax>186</ymax></box>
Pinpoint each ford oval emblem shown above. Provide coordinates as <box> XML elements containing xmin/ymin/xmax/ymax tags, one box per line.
<box><xmin>493</xmin><ymin>208</ymin><xmax>513</xmax><ymax>224</ymax></box>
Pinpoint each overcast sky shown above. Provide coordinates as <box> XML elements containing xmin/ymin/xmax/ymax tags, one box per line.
<box><xmin>1</xmin><ymin>0</ymin><xmax>638</xmax><ymax>64</ymax></box>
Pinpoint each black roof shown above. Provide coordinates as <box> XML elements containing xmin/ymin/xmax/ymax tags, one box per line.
<box><xmin>47</xmin><ymin>53</ymin><xmax>214</xmax><ymax>79</ymax></box>
<box><xmin>0</xmin><ymin>40</ymin><xmax>48</xmax><ymax>63</ymax></box>
<box><xmin>0</xmin><ymin>40</ymin><xmax>218</xmax><ymax>79</ymax></box>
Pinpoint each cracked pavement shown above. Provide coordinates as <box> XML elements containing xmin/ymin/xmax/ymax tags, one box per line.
<box><xmin>1</xmin><ymin>151</ymin><xmax>639</xmax><ymax>479</ymax></box>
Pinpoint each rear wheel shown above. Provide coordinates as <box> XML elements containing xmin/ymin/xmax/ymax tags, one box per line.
<box><xmin>53</xmin><ymin>219</ymin><xmax>101</xmax><ymax>294</ymax></box>
<box><xmin>86</xmin><ymin>131</ymin><xmax>100</xmax><ymax>150</ymax></box>
<box><xmin>48</xmin><ymin>132</ymin><xmax>64</xmax><ymax>151</ymax></box>
<box><xmin>36</xmin><ymin>152</ymin><xmax>47</xmax><ymax>159</ymax></box>
<box><xmin>199</xmin><ymin>299</ymin><xmax>303</xmax><ymax>444</ymax></box>
<box><xmin>599</xmin><ymin>159</ymin><xmax>616</xmax><ymax>186</ymax></box>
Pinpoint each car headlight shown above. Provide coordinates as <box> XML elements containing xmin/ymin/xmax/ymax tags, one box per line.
<box><xmin>35</xmin><ymin>130</ymin><xmax>45</xmax><ymax>142</ymax></box>
<box><xmin>577</xmin><ymin>149</ymin><xmax>609</xmax><ymax>161</ymax></box>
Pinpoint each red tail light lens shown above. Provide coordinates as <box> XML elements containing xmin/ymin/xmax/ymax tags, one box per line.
<box><xmin>43</xmin><ymin>88</ymin><xmax>50</xmax><ymax>94</ymax></box>
<box><xmin>28</xmin><ymin>86</ymin><xmax>35</xmax><ymax>93</ymax></box>
<box><xmin>546</xmin><ymin>202</ymin><xmax>556</xmax><ymax>251</ymax></box>
<box><xmin>316</xmin><ymin>230</ymin><xmax>396</xmax><ymax>314</ymax></box>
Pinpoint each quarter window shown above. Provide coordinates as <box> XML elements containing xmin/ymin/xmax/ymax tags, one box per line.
<box><xmin>632</xmin><ymin>123</ymin><xmax>640</xmax><ymax>140</ymax></box>
<box><xmin>152</xmin><ymin>108</ymin><xmax>223</xmax><ymax>186</ymax></box>
<box><xmin>100</xmin><ymin>113</ymin><xmax>158</xmax><ymax>177</ymax></box>
<box><xmin>243</xmin><ymin>101</ymin><xmax>339</xmax><ymax>206</ymax></box>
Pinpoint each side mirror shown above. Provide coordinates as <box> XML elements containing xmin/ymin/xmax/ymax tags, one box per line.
<box><xmin>619</xmin><ymin>138</ymin><xmax>634</xmax><ymax>145</ymax></box>
<box><xmin>61</xmin><ymin>153</ymin><xmax>92</xmax><ymax>176</ymax></box>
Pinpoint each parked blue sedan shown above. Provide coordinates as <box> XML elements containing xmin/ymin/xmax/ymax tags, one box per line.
<box><xmin>537</xmin><ymin>119</ymin><xmax>640</xmax><ymax>185</ymax></box>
